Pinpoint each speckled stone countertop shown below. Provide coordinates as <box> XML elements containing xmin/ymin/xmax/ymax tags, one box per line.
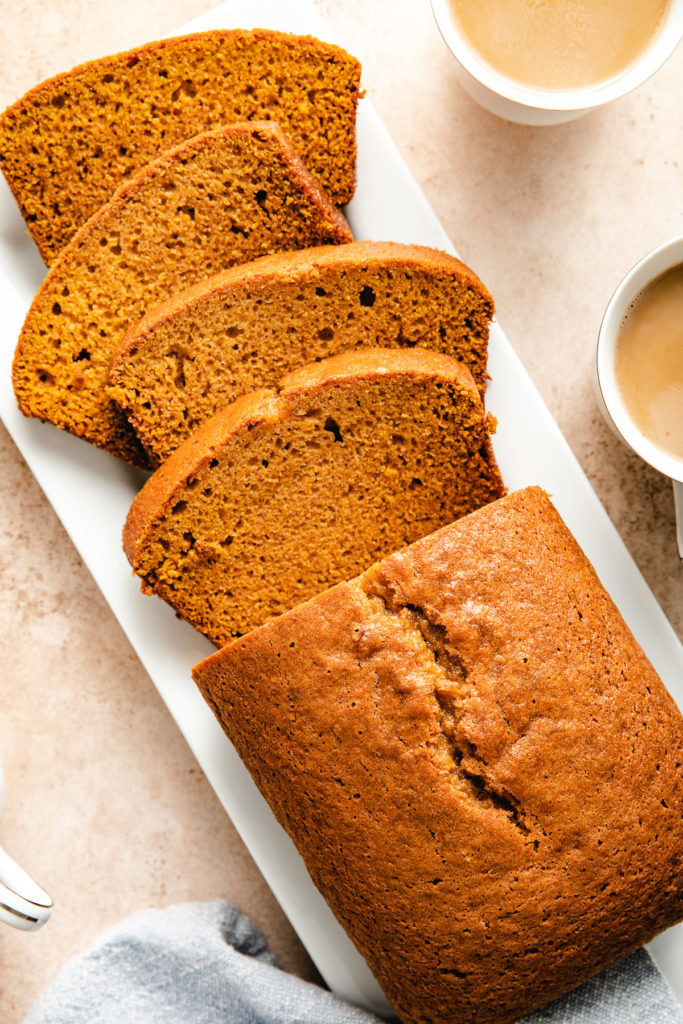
<box><xmin>0</xmin><ymin>2</ymin><xmax>681</xmax><ymax>1020</ymax></box>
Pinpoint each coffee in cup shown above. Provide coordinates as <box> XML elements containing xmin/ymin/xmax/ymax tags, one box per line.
<box><xmin>596</xmin><ymin>236</ymin><xmax>683</xmax><ymax>558</ymax></box>
<box><xmin>615</xmin><ymin>264</ymin><xmax>683</xmax><ymax>461</ymax></box>
<box><xmin>446</xmin><ymin>0</ymin><xmax>671</xmax><ymax>91</ymax></box>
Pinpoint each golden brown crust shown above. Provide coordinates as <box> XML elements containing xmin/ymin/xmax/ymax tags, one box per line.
<box><xmin>13</xmin><ymin>121</ymin><xmax>352</xmax><ymax>465</ymax></box>
<box><xmin>123</xmin><ymin>347</ymin><xmax>504</xmax><ymax>642</ymax></box>
<box><xmin>0</xmin><ymin>29</ymin><xmax>361</xmax><ymax>261</ymax></box>
<box><xmin>108</xmin><ymin>241</ymin><xmax>494</xmax><ymax>463</ymax></box>
<box><xmin>277</xmin><ymin>345</ymin><xmax>477</xmax><ymax>392</ymax></box>
<box><xmin>193</xmin><ymin>486</ymin><xmax>683</xmax><ymax>1024</ymax></box>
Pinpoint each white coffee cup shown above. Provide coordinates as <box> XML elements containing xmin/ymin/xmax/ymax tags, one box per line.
<box><xmin>596</xmin><ymin>235</ymin><xmax>683</xmax><ymax>558</ymax></box>
<box><xmin>431</xmin><ymin>0</ymin><xmax>683</xmax><ymax>125</ymax></box>
<box><xmin>0</xmin><ymin>759</ymin><xmax>53</xmax><ymax>930</ymax></box>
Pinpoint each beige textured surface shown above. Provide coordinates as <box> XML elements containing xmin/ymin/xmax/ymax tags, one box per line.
<box><xmin>0</xmin><ymin>2</ymin><xmax>681</xmax><ymax>1021</ymax></box>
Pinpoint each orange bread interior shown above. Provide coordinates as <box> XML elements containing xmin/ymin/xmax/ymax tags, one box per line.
<box><xmin>13</xmin><ymin>121</ymin><xmax>352</xmax><ymax>466</ymax></box>
<box><xmin>109</xmin><ymin>241</ymin><xmax>495</xmax><ymax>465</ymax></box>
<box><xmin>123</xmin><ymin>348</ymin><xmax>504</xmax><ymax>645</ymax></box>
<box><xmin>0</xmin><ymin>29</ymin><xmax>361</xmax><ymax>262</ymax></box>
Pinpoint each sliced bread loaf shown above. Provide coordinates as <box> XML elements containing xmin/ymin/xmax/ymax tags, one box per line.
<box><xmin>13</xmin><ymin>122</ymin><xmax>352</xmax><ymax>466</ymax></box>
<box><xmin>192</xmin><ymin>486</ymin><xmax>683</xmax><ymax>1024</ymax></box>
<box><xmin>123</xmin><ymin>348</ymin><xmax>504</xmax><ymax>645</ymax></box>
<box><xmin>0</xmin><ymin>29</ymin><xmax>361</xmax><ymax>263</ymax></box>
<box><xmin>109</xmin><ymin>241</ymin><xmax>495</xmax><ymax>465</ymax></box>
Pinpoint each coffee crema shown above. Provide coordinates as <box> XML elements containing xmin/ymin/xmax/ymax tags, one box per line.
<box><xmin>448</xmin><ymin>0</ymin><xmax>670</xmax><ymax>91</ymax></box>
<box><xmin>615</xmin><ymin>265</ymin><xmax>683</xmax><ymax>461</ymax></box>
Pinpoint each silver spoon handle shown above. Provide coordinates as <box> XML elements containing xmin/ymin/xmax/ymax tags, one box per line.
<box><xmin>0</xmin><ymin>845</ymin><xmax>53</xmax><ymax>931</ymax></box>
<box><xmin>674</xmin><ymin>481</ymin><xmax>683</xmax><ymax>561</ymax></box>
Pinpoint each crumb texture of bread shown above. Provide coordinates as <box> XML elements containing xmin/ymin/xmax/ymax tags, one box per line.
<box><xmin>192</xmin><ymin>486</ymin><xmax>683</xmax><ymax>1024</ymax></box>
<box><xmin>12</xmin><ymin>121</ymin><xmax>352</xmax><ymax>466</ymax></box>
<box><xmin>123</xmin><ymin>348</ymin><xmax>504</xmax><ymax>643</ymax></box>
<box><xmin>109</xmin><ymin>241</ymin><xmax>495</xmax><ymax>465</ymax></box>
<box><xmin>0</xmin><ymin>29</ymin><xmax>361</xmax><ymax>262</ymax></box>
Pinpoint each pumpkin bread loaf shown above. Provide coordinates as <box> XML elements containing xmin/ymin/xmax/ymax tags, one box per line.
<box><xmin>123</xmin><ymin>348</ymin><xmax>504</xmax><ymax>644</ymax></box>
<box><xmin>109</xmin><ymin>241</ymin><xmax>495</xmax><ymax>465</ymax></box>
<box><xmin>192</xmin><ymin>486</ymin><xmax>683</xmax><ymax>1024</ymax></box>
<box><xmin>0</xmin><ymin>29</ymin><xmax>361</xmax><ymax>263</ymax></box>
<box><xmin>13</xmin><ymin>121</ymin><xmax>352</xmax><ymax>466</ymax></box>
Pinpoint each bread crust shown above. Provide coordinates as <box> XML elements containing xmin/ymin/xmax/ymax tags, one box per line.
<box><xmin>193</xmin><ymin>485</ymin><xmax>683</xmax><ymax>1024</ymax></box>
<box><xmin>0</xmin><ymin>29</ymin><xmax>361</xmax><ymax>261</ymax></box>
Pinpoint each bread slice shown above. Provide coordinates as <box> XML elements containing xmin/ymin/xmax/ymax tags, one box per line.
<box><xmin>192</xmin><ymin>486</ymin><xmax>683</xmax><ymax>1024</ymax></box>
<box><xmin>109</xmin><ymin>241</ymin><xmax>495</xmax><ymax>465</ymax></box>
<box><xmin>123</xmin><ymin>348</ymin><xmax>504</xmax><ymax>645</ymax></box>
<box><xmin>13</xmin><ymin>122</ymin><xmax>352</xmax><ymax>466</ymax></box>
<box><xmin>0</xmin><ymin>29</ymin><xmax>361</xmax><ymax>263</ymax></box>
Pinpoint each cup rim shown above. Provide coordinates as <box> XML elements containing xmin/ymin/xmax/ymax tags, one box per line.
<box><xmin>431</xmin><ymin>0</ymin><xmax>683</xmax><ymax>113</ymax></box>
<box><xmin>596</xmin><ymin>235</ymin><xmax>683</xmax><ymax>484</ymax></box>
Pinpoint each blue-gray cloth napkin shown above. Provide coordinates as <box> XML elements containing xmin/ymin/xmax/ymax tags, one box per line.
<box><xmin>23</xmin><ymin>900</ymin><xmax>683</xmax><ymax>1024</ymax></box>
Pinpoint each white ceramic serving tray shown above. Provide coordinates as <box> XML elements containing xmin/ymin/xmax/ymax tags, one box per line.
<box><xmin>0</xmin><ymin>0</ymin><xmax>681</xmax><ymax>1014</ymax></box>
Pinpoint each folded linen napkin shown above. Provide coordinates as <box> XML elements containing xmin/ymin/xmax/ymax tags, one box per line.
<box><xmin>23</xmin><ymin>900</ymin><xmax>683</xmax><ymax>1024</ymax></box>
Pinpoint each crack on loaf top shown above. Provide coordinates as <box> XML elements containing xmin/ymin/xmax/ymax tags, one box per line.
<box><xmin>360</xmin><ymin>578</ymin><xmax>543</xmax><ymax>847</ymax></box>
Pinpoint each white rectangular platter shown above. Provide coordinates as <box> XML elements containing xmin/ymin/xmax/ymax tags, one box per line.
<box><xmin>0</xmin><ymin>0</ymin><xmax>681</xmax><ymax>1014</ymax></box>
